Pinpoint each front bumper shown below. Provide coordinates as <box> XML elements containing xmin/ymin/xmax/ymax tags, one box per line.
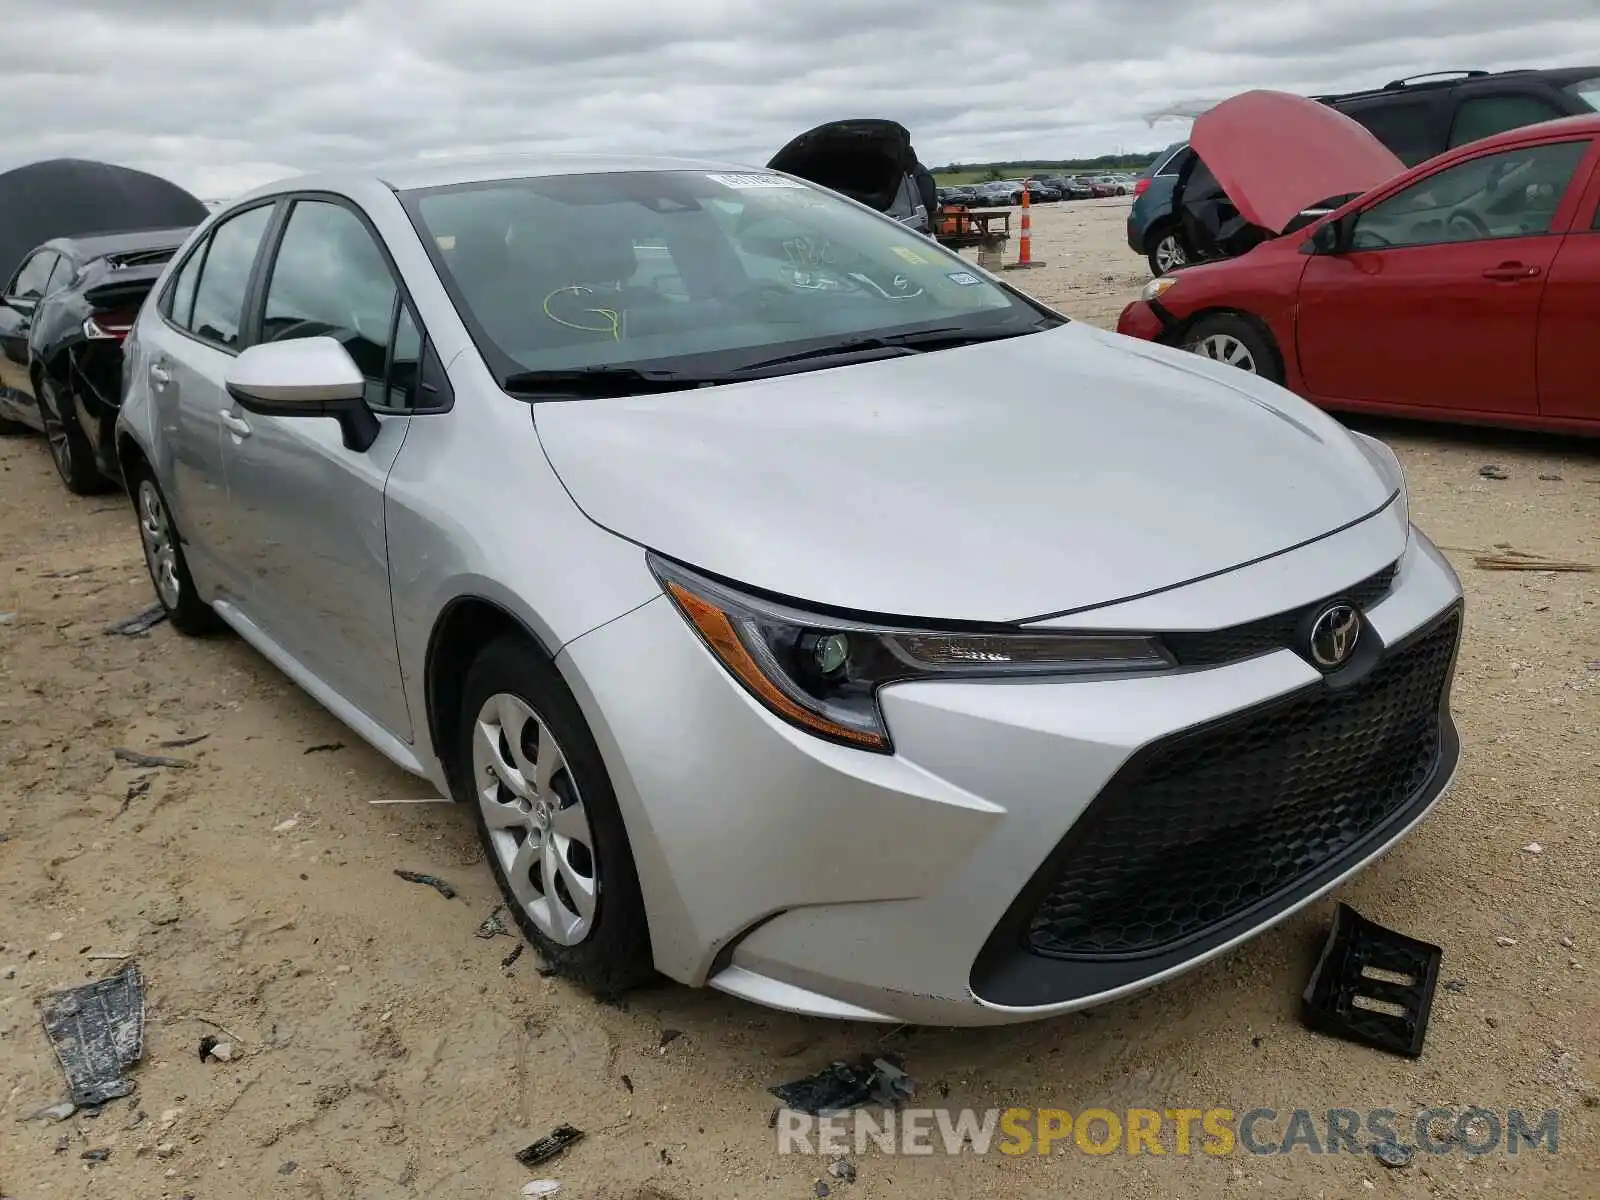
<box><xmin>559</xmin><ymin>515</ymin><xmax>1463</xmax><ymax>1026</ymax></box>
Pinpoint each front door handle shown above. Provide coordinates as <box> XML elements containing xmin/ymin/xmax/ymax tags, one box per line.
<box><xmin>218</xmin><ymin>410</ymin><xmax>252</xmax><ymax>438</ymax></box>
<box><xmin>1482</xmin><ymin>263</ymin><xmax>1541</xmax><ymax>281</ymax></box>
<box><xmin>149</xmin><ymin>361</ymin><xmax>172</xmax><ymax>388</ymax></box>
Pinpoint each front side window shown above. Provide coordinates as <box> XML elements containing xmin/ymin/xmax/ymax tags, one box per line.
<box><xmin>404</xmin><ymin>170</ymin><xmax>1050</xmax><ymax>391</ymax></box>
<box><xmin>260</xmin><ymin>200</ymin><xmax>404</xmax><ymax>409</ymax></box>
<box><xmin>187</xmin><ymin>204</ymin><xmax>273</xmax><ymax>349</ymax></box>
<box><xmin>10</xmin><ymin>251</ymin><xmax>58</xmax><ymax>298</ymax></box>
<box><xmin>1449</xmin><ymin>94</ymin><xmax>1567</xmax><ymax>149</ymax></box>
<box><xmin>1352</xmin><ymin>140</ymin><xmax>1591</xmax><ymax>249</ymax></box>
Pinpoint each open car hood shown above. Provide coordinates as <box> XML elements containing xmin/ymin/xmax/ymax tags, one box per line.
<box><xmin>1190</xmin><ymin>90</ymin><xmax>1404</xmax><ymax>233</ymax></box>
<box><xmin>768</xmin><ymin>119</ymin><xmax>915</xmax><ymax>214</ymax></box>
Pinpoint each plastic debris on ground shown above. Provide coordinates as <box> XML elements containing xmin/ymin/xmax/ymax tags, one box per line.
<box><xmin>515</xmin><ymin>1124</ymin><xmax>584</xmax><ymax>1168</ymax></box>
<box><xmin>475</xmin><ymin>906</ymin><xmax>510</xmax><ymax>938</ymax></box>
<box><xmin>41</xmin><ymin>963</ymin><xmax>146</xmax><ymax>1107</ymax></box>
<box><xmin>522</xmin><ymin>1182</ymin><xmax>562</xmax><ymax>1197</ymax></box>
<box><xmin>112</xmin><ymin>747</ymin><xmax>192</xmax><ymax>770</ymax></box>
<box><xmin>104</xmin><ymin>605</ymin><xmax>168</xmax><ymax>636</ymax></box>
<box><xmin>1301</xmin><ymin>903</ymin><xmax>1441</xmax><ymax>1058</ymax></box>
<box><xmin>769</xmin><ymin>1053</ymin><xmax>916</xmax><ymax>1115</ymax></box>
<box><xmin>394</xmin><ymin>869</ymin><xmax>457</xmax><ymax>899</ymax></box>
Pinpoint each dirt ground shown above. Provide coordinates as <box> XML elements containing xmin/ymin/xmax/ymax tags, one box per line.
<box><xmin>1</xmin><ymin>199</ymin><xmax>1597</xmax><ymax>1200</ymax></box>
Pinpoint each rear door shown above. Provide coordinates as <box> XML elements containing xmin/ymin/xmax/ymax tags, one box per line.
<box><xmin>146</xmin><ymin>201</ymin><xmax>277</xmax><ymax>599</ymax></box>
<box><xmin>1296</xmin><ymin>137</ymin><xmax>1594</xmax><ymax>419</ymax></box>
<box><xmin>1446</xmin><ymin>91</ymin><xmax>1572</xmax><ymax>151</ymax></box>
<box><xmin>1336</xmin><ymin>93</ymin><xmax>1451</xmax><ymax>166</ymax></box>
<box><xmin>1537</xmin><ymin>154</ymin><xmax>1600</xmax><ymax>423</ymax></box>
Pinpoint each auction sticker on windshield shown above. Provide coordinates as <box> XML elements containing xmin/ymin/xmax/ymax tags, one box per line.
<box><xmin>707</xmin><ymin>173</ymin><xmax>805</xmax><ymax>189</ymax></box>
<box><xmin>946</xmin><ymin>271</ymin><xmax>983</xmax><ymax>286</ymax></box>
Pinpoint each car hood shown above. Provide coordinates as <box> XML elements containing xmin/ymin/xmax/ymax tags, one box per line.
<box><xmin>768</xmin><ymin>119</ymin><xmax>914</xmax><ymax>213</ymax></box>
<box><xmin>532</xmin><ymin>324</ymin><xmax>1396</xmax><ymax>623</ymax></box>
<box><xmin>1190</xmin><ymin>90</ymin><xmax>1404</xmax><ymax>233</ymax></box>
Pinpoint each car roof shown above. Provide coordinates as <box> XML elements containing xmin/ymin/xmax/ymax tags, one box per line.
<box><xmin>233</xmin><ymin>152</ymin><xmax>763</xmax><ymax>203</ymax></box>
<box><xmin>1313</xmin><ymin>65</ymin><xmax>1600</xmax><ymax>105</ymax></box>
<box><xmin>41</xmin><ymin>225</ymin><xmax>194</xmax><ymax>261</ymax></box>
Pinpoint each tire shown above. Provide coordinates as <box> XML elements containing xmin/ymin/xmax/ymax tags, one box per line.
<box><xmin>1146</xmin><ymin>225</ymin><xmax>1188</xmax><ymax>277</ymax></box>
<box><xmin>131</xmin><ymin>467</ymin><xmax>223</xmax><ymax>635</ymax></box>
<box><xmin>458</xmin><ymin>635</ymin><xmax>655</xmax><ymax>996</ymax></box>
<box><xmin>35</xmin><ymin>371</ymin><xmax>110</xmax><ymax>495</ymax></box>
<box><xmin>1181</xmin><ymin>313</ymin><xmax>1284</xmax><ymax>384</ymax></box>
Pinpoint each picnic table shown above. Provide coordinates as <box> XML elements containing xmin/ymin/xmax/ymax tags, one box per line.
<box><xmin>934</xmin><ymin>206</ymin><xmax>1011</xmax><ymax>249</ymax></box>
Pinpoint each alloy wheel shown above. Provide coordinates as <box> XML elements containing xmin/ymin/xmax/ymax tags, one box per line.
<box><xmin>1187</xmin><ymin>333</ymin><xmax>1258</xmax><ymax>374</ymax></box>
<box><xmin>36</xmin><ymin>379</ymin><xmax>74</xmax><ymax>483</ymax></box>
<box><xmin>1154</xmin><ymin>234</ymin><xmax>1187</xmax><ymax>274</ymax></box>
<box><xmin>472</xmin><ymin>692</ymin><xmax>597</xmax><ymax>946</ymax></box>
<box><xmin>137</xmin><ymin>479</ymin><xmax>182</xmax><ymax>608</ymax></box>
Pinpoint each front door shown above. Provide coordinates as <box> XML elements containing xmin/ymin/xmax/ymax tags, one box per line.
<box><xmin>1296</xmin><ymin>138</ymin><xmax>1593</xmax><ymax>418</ymax></box>
<box><xmin>1538</xmin><ymin>160</ymin><xmax>1600</xmax><ymax>424</ymax></box>
<box><xmin>216</xmin><ymin>197</ymin><xmax>419</xmax><ymax>738</ymax></box>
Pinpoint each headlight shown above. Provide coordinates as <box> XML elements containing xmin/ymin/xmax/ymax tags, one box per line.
<box><xmin>650</xmin><ymin>554</ymin><xmax>1173</xmax><ymax>753</ymax></box>
<box><xmin>1141</xmin><ymin>276</ymin><xmax>1179</xmax><ymax>303</ymax></box>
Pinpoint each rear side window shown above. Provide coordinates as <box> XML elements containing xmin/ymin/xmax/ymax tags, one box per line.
<box><xmin>1155</xmin><ymin>146</ymin><xmax>1192</xmax><ymax>177</ymax></box>
<box><xmin>1340</xmin><ymin>98</ymin><xmax>1444</xmax><ymax>166</ymax></box>
<box><xmin>186</xmin><ymin>204</ymin><xmax>273</xmax><ymax>350</ymax></box>
<box><xmin>1449</xmin><ymin>94</ymin><xmax>1568</xmax><ymax>149</ymax></box>
<box><xmin>165</xmin><ymin>239</ymin><xmax>205</xmax><ymax>329</ymax></box>
<box><xmin>10</xmin><ymin>251</ymin><xmax>58</xmax><ymax>298</ymax></box>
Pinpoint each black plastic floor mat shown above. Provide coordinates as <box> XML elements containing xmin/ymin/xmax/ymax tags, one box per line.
<box><xmin>41</xmin><ymin>962</ymin><xmax>146</xmax><ymax>1106</ymax></box>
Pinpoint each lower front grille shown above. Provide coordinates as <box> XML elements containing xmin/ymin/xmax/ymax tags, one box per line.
<box><xmin>1026</xmin><ymin>609</ymin><xmax>1460</xmax><ymax>959</ymax></box>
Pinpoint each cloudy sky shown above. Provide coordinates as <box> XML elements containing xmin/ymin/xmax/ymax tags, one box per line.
<box><xmin>6</xmin><ymin>0</ymin><xmax>1599</xmax><ymax>197</ymax></box>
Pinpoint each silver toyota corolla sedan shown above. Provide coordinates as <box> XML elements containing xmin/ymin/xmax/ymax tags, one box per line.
<box><xmin>114</xmin><ymin>155</ymin><xmax>1464</xmax><ymax>1026</ymax></box>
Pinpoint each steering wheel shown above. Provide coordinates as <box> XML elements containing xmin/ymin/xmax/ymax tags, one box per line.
<box><xmin>1447</xmin><ymin>208</ymin><xmax>1491</xmax><ymax>240</ymax></box>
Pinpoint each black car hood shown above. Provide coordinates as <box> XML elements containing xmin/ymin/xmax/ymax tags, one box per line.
<box><xmin>768</xmin><ymin>119</ymin><xmax>916</xmax><ymax>213</ymax></box>
<box><xmin>0</xmin><ymin>159</ymin><xmax>206</xmax><ymax>284</ymax></box>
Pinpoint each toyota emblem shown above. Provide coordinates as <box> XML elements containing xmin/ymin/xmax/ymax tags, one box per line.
<box><xmin>1308</xmin><ymin>603</ymin><xmax>1361</xmax><ymax>668</ymax></box>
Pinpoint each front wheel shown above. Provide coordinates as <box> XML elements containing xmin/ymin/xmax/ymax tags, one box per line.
<box><xmin>1181</xmin><ymin>314</ymin><xmax>1284</xmax><ymax>384</ymax></box>
<box><xmin>460</xmin><ymin>636</ymin><xmax>655</xmax><ymax>995</ymax></box>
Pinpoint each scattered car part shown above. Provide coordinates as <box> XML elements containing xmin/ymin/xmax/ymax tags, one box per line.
<box><xmin>112</xmin><ymin>747</ymin><xmax>191</xmax><ymax>769</ymax></box>
<box><xmin>769</xmin><ymin>1054</ymin><xmax>916</xmax><ymax>1115</ymax></box>
<box><xmin>1301</xmin><ymin>903</ymin><xmax>1442</xmax><ymax>1058</ymax></box>
<box><xmin>104</xmin><ymin>605</ymin><xmax>167</xmax><ymax>636</ymax></box>
<box><xmin>515</xmin><ymin>1125</ymin><xmax>585</xmax><ymax>1168</ymax></box>
<box><xmin>41</xmin><ymin>962</ymin><xmax>145</xmax><ymax>1107</ymax></box>
<box><xmin>394</xmin><ymin>869</ymin><xmax>457</xmax><ymax>899</ymax></box>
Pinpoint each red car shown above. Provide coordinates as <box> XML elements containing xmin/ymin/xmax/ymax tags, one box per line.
<box><xmin>1116</xmin><ymin>90</ymin><xmax>1600</xmax><ymax>436</ymax></box>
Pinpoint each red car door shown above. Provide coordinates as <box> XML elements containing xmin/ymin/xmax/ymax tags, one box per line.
<box><xmin>1296</xmin><ymin>137</ymin><xmax>1595</xmax><ymax>419</ymax></box>
<box><xmin>1537</xmin><ymin>156</ymin><xmax>1600</xmax><ymax>424</ymax></box>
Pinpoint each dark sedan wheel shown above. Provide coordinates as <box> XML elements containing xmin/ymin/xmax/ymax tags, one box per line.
<box><xmin>35</xmin><ymin>373</ymin><xmax>110</xmax><ymax>495</ymax></box>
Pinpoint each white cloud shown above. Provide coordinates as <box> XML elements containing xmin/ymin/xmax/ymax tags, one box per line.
<box><xmin>3</xmin><ymin>0</ymin><xmax>1598</xmax><ymax>196</ymax></box>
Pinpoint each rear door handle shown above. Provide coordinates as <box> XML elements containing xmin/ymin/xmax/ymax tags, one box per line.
<box><xmin>218</xmin><ymin>411</ymin><xmax>252</xmax><ymax>438</ymax></box>
<box><xmin>149</xmin><ymin>361</ymin><xmax>171</xmax><ymax>388</ymax></box>
<box><xmin>1482</xmin><ymin>263</ymin><xmax>1541</xmax><ymax>281</ymax></box>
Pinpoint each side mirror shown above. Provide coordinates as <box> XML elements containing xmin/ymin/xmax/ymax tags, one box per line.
<box><xmin>1307</xmin><ymin>214</ymin><xmax>1355</xmax><ymax>255</ymax></box>
<box><xmin>225</xmin><ymin>337</ymin><xmax>380</xmax><ymax>453</ymax></box>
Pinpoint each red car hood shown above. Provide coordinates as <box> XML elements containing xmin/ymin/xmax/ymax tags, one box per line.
<box><xmin>1191</xmin><ymin>90</ymin><xmax>1404</xmax><ymax>233</ymax></box>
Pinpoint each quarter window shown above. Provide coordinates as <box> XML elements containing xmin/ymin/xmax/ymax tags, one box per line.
<box><xmin>259</xmin><ymin>200</ymin><xmax>413</xmax><ymax>410</ymax></box>
<box><xmin>1449</xmin><ymin>95</ymin><xmax>1567</xmax><ymax>149</ymax></box>
<box><xmin>10</xmin><ymin>251</ymin><xmax>58</xmax><ymax>298</ymax></box>
<box><xmin>1352</xmin><ymin>140</ymin><xmax>1590</xmax><ymax>250</ymax></box>
<box><xmin>187</xmin><ymin>204</ymin><xmax>273</xmax><ymax>349</ymax></box>
<box><xmin>165</xmin><ymin>237</ymin><xmax>205</xmax><ymax>328</ymax></box>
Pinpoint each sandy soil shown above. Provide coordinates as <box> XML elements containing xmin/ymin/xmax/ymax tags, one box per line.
<box><xmin>1</xmin><ymin>199</ymin><xmax>1597</xmax><ymax>1200</ymax></box>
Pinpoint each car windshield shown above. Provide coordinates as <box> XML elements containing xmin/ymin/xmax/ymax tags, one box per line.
<box><xmin>1565</xmin><ymin>77</ymin><xmax>1600</xmax><ymax>111</ymax></box>
<box><xmin>403</xmin><ymin>170</ymin><xmax>1052</xmax><ymax>389</ymax></box>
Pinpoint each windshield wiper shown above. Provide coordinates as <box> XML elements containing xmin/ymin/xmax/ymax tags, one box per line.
<box><xmin>731</xmin><ymin>323</ymin><xmax>1050</xmax><ymax>375</ymax></box>
<box><xmin>502</xmin><ymin>366</ymin><xmax>728</xmax><ymax>397</ymax></box>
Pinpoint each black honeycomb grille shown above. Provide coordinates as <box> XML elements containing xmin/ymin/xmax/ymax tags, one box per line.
<box><xmin>1164</xmin><ymin>562</ymin><xmax>1398</xmax><ymax>668</ymax></box>
<box><xmin>1026</xmin><ymin>609</ymin><xmax>1459</xmax><ymax>959</ymax></box>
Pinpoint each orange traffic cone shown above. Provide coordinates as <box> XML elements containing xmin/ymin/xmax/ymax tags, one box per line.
<box><xmin>1003</xmin><ymin>186</ymin><xmax>1044</xmax><ymax>270</ymax></box>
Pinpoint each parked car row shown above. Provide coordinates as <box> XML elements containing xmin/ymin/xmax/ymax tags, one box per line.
<box><xmin>1</xmin><ymin>136</ymin><xmax>1470</xmax><ymax>1026</ymax></box>
<box><xmin>937</xmin><ymin>171</ymin><xmax>1137</xmax><ymax>208</ymax></box>
<box><xmin>1117</xmin><ymin>90</ymin><xmax>1600</xmax><ymax>436</ymax></box>
<box><xmin>1129</xmin><ymin>65</ymin><xmax>1600</xmax><ymax>276</ymax></box>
